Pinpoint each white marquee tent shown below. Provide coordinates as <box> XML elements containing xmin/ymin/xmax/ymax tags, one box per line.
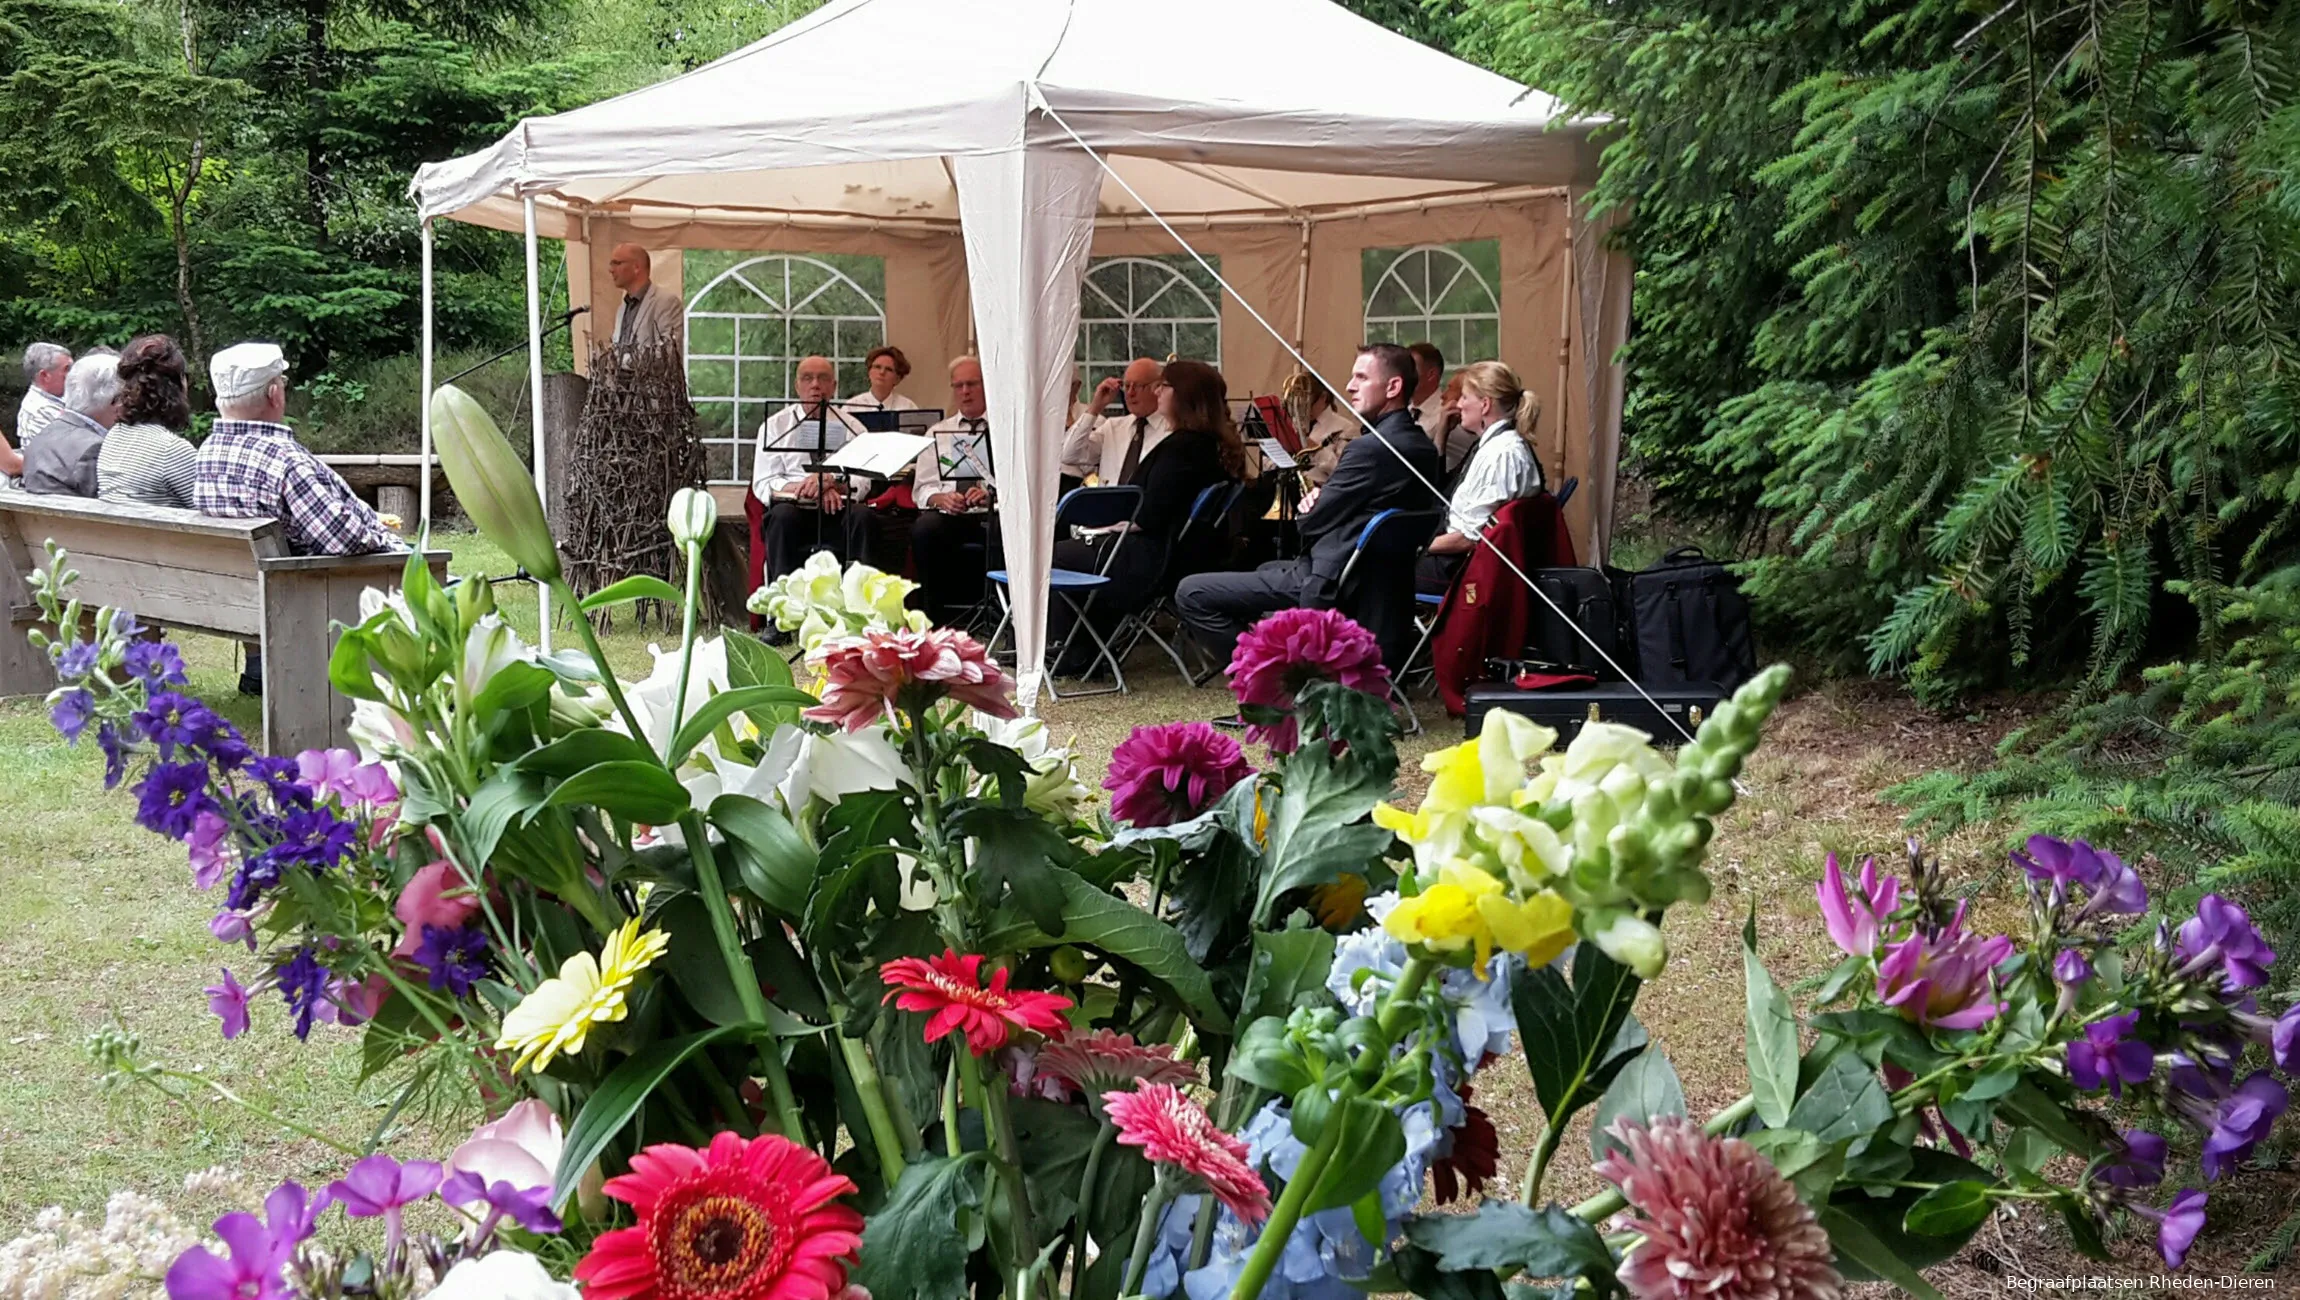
<box><xmin>411</xmin><ymin>0</ymin><xmax>1627</xmax><ymax>700</ymax></box>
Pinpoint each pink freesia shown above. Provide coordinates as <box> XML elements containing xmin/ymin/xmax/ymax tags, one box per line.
<box><xmin>1815</xmin><ymin>854</ymin><xmax>1899</xmax><ymax>957</ymax></box>
<box><xmin>1105</xmin><ymin>1083</ymin><xmax>1272</xmax><ymax>1224</ymax></box>
<box><xmin>188</xmin><ymin>811</ymin><xmax>233</xmax><ymax>891</ymax></box>
<box><xmin>1595</xmin><ymin>1116</ymin><xmax>1842</xmax><ymax>1300</ymax></box>
<box><xmin>449</xmin><ymin>1098</ymin><xmax>565</xmax><ymax>1194</ymax></box>
<box><xmin>344</xmin><ymin>761</ymin><xmax>400</xmax><ymax>809</ymax></box>
<box><xmin>1103</xmin><ymin>722</ymin><xmax>1252</xmax><ymax>827</ymax></box>
<box><xmin>1226</xmin><ymin>608</ymin><xmax>1389</xmax><ymax>752</ymax></box>
<box><xmin>319</xmin><ymin>974</ymin><xmax>389</xmax><ymax>1027</ymax></box>
<box><xmin>295</xmin><ymin>748</ymin><xmax>360</xmax><ymax>800</ymax></box>
<box><xmin>1875</xmin><ymin>902</ymin><xmax>2014</xmax><ymax>1030</ymax></box>
<box><xmin>391</xmin><ymin>861</ymin><xmax>484</xmax><ymax>961</ymax></box>
<box><xmin>803</xmin><ymin>629</ymin><xmax>1018</xmax><ymax>733</ymax></box>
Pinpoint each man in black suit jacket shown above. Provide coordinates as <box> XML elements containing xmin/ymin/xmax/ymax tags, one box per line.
<box><xmin>1176</xmin><ymin>343</ymin><xmax>1443</xmax><ymax>665</ymax></box>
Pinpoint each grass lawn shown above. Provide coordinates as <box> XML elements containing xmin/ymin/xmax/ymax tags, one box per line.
<box><xmin>1</xmin><ymin>531</ymin><xmax>2281</xmax><ymax>1283</ymax></box>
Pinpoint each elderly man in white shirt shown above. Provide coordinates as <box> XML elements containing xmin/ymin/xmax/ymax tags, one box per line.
<box><xmin>1062</xmin><ymin>357</ymin><xmax>1168</xmax><ymax>486</ymax></box>
<box><xmin>907</xmin><ymin>355</ymin><xmax>999</xmax><ymax>623</ymax></box>
<box><xmin>9</xmin><ymin>342</ymin><xmax>71</xmax><ymax>477</ymax></box>
<box><xmin>751</xmin><ymin>354</ymin><xmax>873</xmax><ymax>583</ymax></box>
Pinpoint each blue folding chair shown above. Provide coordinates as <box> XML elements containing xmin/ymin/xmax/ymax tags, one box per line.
<box><xmin>987</xmin><ymin>485</ymin><xmax>1142</xmax><ymax>699</ymax></box>
<box><xmin>1116</xmin><ymin>480</ymin><xmax>1244</xmax><ymax>687</ymax></box>
<box><xmin>1334</xmin><ymin>508</ymin><xmax>1445</xmax><ymax>734</ymax></box>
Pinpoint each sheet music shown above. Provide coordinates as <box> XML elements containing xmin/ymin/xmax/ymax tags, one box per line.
<box><xmin>1258</xmin><ymin>437</ymin><xmax>1298</xmax><ymax>470</ymax></box>
<box><xmin>761</xmin><ymin>404</ymin><xmax>860</xmax><ymax>454</ymax></box>
<box><xmin>825</xmin><ymin>432</ymin><xmax>934</xmax><ymax>478</ymax></box>
<box><xmin>937</xmin><ymin>427</ymin><xmax>993</xmax><ymax>482</ymax></box>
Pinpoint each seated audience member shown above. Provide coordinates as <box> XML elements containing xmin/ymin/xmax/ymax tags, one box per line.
<box><xmin>1176</xmin><ymin>343</ymin><xmax>1442</xmax><ymax>665</ymax></box>
<box><xmin>909</xmin><ymin>355</ymin><xmax>997</xmax><ymax>623</ymax></box>
<box><xmin>22</xmin><ymin>353</ymin><xmax>122</xmax><ymax>497</ymax></box>
<box><xmin>1063</xmin><ymin>358</ymin><xmax>1167</xmax><ymax>485</ymax></box>
<box><xmin>99</xmin><ymin>335</ymin><xmax>200</xmax><ymax>508</ymax></box>
<box><xmin>1050</xmin><ymin>359</ymin><xmax>1240</xmax><ymax>672</ymax></box>
<box><xmin>10</xmin><ymin>341</ymin><xmax>71</xmax><ymax>476</ymax></box>
<box><xmin>1418</xmin><ymin>360</ymin><xmax>1544</xmax><ymax>594</ymax></box>
<box><xmin>751</xmin><ymin>354</ymin><xmax>872</xmax><ymax>582</ymax></box>
<box><xmin>1290</xmin><ymin>373</ymin><xmax>1361</xmax><ymax>489</ymax></box>
<box><xmin>847</xmin><ymin>346</ymin><xmax>919</xmax><ymax>414</ymax></box>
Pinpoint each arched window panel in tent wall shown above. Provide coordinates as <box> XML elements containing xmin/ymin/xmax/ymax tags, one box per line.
<box><xmin>1362</xmin><ymin>241</ymin><xmax>1502</xmax><ymax>367</ymax></box>
<box><xmin>1075</xmin><ymin>254</ymin><xmax>1222</xmax><ymax>392</ymax></box>
<box><xmin>683</xmin><ymin>251</ymin><xmax>889</xmax><ymax>484</ymax></box>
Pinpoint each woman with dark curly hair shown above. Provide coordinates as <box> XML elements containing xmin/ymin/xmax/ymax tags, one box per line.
<box><xmin>99</xmin><ymin>334</ymin><xmax>199</xmax><ymax>508</ymax></box>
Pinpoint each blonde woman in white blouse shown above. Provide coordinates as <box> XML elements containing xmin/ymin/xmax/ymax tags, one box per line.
<box><xmin>1419</xmin><ymin>360</ymin><xmax>1543</xmax><ymax>592</ymax></box>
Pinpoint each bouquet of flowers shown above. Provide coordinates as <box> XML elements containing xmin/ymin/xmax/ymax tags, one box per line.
<box><xmin>31</xmin><ymin>381</ymin><xmax>2295</xmax><ymax>1299</ymax></box>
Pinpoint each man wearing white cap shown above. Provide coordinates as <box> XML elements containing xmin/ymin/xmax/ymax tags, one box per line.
<box><xmin>195</xmin><ymin>342</ymin><xmax>395</xmax><ymax>557</ymax></box>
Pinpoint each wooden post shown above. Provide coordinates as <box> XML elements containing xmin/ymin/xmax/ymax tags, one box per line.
<box><xmin>377</xmin><ymin>485</ymin><xmax>417</xmax><ymax>535</ymax></box>
<box><xmin>258</xmin><ymin>551</ymin><xmax>450</xmax><ymax>755</ymax></box>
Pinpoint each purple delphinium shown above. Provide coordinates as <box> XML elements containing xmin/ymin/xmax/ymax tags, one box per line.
<box><xmin>135</xmin><ymin>762</ymin><xmax>214</xmax><ymax>839</ymax></box>
<box><xmin>50</xmin><ymin>688</ymin><xmax>94</xmax><ymax>743</ymax></box>
<box><xmin>1816</xmin><ymin>854</ymin><xmax>1901</xmax><ymax>957</ymax></box>
<box><xmin>2067</xmin><ymin>1011</ymin><xmax>2154</xmax><ymax>1098</ymax></box>
<box><xmin>2175</xmin><ymin>895</ymin><xmax>2276</xmax><ymax>991</ymax></box>
<box><xmin>187</xmin><ymin>811</ymin><xmax>232</xmax><ymax>890</ymax></box>
<box><xmin>2126</xmin><ymin>1189</ymin><xmax>2208</xmax><ymax>1270</ymax></box>
<box><xmin>124</xmin><ymin>638</ymin><xmax>187</xmax><ymax>689</ymax></box>
<box><xmin>264</xmin><ymin>807</ymin><xmax>358</xmax><ymax>873</ymax></box>
<box><xmin>2200</xmin><ymin>1072</ymin><xmax>2287</xmax><ymax>1181</ymax></box>
<box><xmin>2097</xmin><ymin>1130</ymin><xmax>2167</xmax><ymax>1189</ymax></box>
<box><xmin>96</xmin><ymin>722</ymin><xmax>127</xmax><ymax>789</ymax></box>
<box><xmin>206</xmin><ymin>969</ymin><xmax>251</xmax><ymax>1039</ymax></box>
<box><xmin>413</xmin><ymin>924</ymin><xmax>489</xmax><ymax>997</ymax></box>
<box><xmin>2053</xmin><ymin>948</ymin><xmax>2093</xmax><ymax>985</ymax></box>
<box><xmin>245</xmin><ymin>756</ymin><xmax>315</xmax><ymax>810</ymax></box>
<box><xmin>2013</xmin><ymin>834</ymin><xmax>2148</xmax><ymax>917</ymax></box>
<box><xmin>439</xmin><ymin>1168</ymin><xmax>563</xmax><ymax>1236</ymax></box>
<box><xmin>2276</xmin><ymin>1005</ymin><xmax>2300</xmax><ymax>1074</ymax></box>
<box><xmin>276</xmin><ymin>947</ymin><xmax>330</xmax><ymax>1041</ymax></box>
<box><xmin>134</xmin><ymin>692</ymin><xmax>227</xmax><ymax>761</ymax></box>
<box><xmin>53</xmin><ymin>639</ymin><xmax>99</xmax><ymax>680</ymax></box>
<box><xmin>110</xmin><ymin>610</ymin><xmax>144</xmax><ymax>639</ymax></box>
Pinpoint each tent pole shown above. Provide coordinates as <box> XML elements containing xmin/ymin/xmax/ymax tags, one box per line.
<box><xmin>1291</xmin><ymin>217</ymin><xmax>1313</xmax><ymax>351</ymax></box>
<box><xmin>524</xmin><ymin>194</ymin><xmax>553</xmax><ymax>654</ymax></box>
<box><xmin>418</xmin><ymin>218</ymin><xmax>435</xmax><ymax>547</ymax></box>
<box><xmin>1555</xmin><ymin>192</ymin><xmax>1574</xmax><ymax>492</ymax></box>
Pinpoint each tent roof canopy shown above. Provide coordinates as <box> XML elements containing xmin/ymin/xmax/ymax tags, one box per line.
<box><xmin>413</xmin><ymin>0</ymin><xmax>1604</xmax><ymax>235</ymax></box>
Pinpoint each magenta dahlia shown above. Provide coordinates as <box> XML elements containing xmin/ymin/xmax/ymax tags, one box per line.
<box><xmin>1225</xmin><ymin>608</ymin><xmax>1390</xmax><ymax>752</ymax></box>
<box><xmin>1593</xmin><ymin>1117</ymin><xmax>1842</xmax><ymax>1300</ymax></box>
<box><xmin>1103</xmin><ymin>722</ymin><xmax>1252</xmax><ymax>827</ymax></box>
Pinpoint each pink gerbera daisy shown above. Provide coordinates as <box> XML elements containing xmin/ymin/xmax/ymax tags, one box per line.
<box><xmin>1104</xmin><ymin>1083</ymin><xmax>1271</xmax><ymax>1224</ymax></box>
<box><xmin>576</xmin><ymin>1132</ymin><xmax>863</xmax><ymax>1300</ymax></box>
<box><xmin>1037</xmin><ymin>1029</ymin><xmax>1201</xmax><ymax>1096</ymax></box>
<box><xmin>1593</xmin><ymin>1117</ymin><xmax>1842</xmax><ymax>1300</ymax></box>
<box><xmin>804</xmin><ymin>629</ymin><xmax>1017</xmax><ymax>732</ymax></box>
<box><xmin>879</xmin><ymin>950</ymin><xmax>1074</xmax><ymax>1055</ymax></box>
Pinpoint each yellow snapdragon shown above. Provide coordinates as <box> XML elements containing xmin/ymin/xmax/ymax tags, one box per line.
<box><xmin>1382</xmin><ymin>860</ymin><xmax>1575</xmax><ymax>971</ymax></box>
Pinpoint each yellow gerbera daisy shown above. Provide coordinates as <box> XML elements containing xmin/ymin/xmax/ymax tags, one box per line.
<box><xmin>1382</xmin><ymin>861</ymin><xmax>1576</xmax><ymax>972</ymax></box>
<box><xmin>496</xmin><ymin>918</ymin><xmax>671</xmax><ymax>1074</ymax></box>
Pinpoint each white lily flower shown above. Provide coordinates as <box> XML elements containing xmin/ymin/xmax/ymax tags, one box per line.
<box><xmin>454</xmin><ymin>614</ymin><xmax>530</xmax><ymax>713</ymax></box>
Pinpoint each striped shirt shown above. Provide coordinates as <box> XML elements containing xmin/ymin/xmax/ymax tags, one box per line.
<box><xmin>16</xmin><ymin>387</ymin><xmax>62</xmax><ymax>447</ymax></box>
<box><xmin>98</xmin><ymin>421</ymin><xmax>198</xmax><ymax>508</ymax></box>
<box><xmin>195</xmin><ymin>420</ymin><xmax>396</xmax><ymax>556</ymax></box>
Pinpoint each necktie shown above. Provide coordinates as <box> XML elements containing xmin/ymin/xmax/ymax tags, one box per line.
<box><xmin>1118</xmin><ymin>416</ymin><xmax>1147</xmax><ymax>484</ymax></box>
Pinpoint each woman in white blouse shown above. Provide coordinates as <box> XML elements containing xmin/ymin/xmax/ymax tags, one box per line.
<box><xmin>846</xmin><ymin>345</ymin><xmax>920</xmax><ymax>413</ymax></box>
<box><xmin>1419</xmin><ymin>360</ymin><xmax>1544</xmax><ymax>592</ymax></box>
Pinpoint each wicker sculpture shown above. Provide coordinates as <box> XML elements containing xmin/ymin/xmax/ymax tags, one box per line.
<box><xmin>562</xmin><ymin>340</ymin><xmax>714</xmax><ymax>627</ymax></box>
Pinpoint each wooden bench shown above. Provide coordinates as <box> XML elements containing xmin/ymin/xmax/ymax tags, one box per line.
<box><xmin>0</xmin><ymin>492</ymin><xmax>449</xmax><ymax>755</ymax></box>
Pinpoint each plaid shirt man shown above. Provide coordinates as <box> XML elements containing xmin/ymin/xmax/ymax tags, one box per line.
<box><xmin>195</xmin><ymin>420</ymin><xmax>396</xmax><ymax>556</ymax></box>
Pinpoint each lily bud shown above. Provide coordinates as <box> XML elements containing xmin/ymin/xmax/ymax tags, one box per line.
<box><xmin>1590</xmin><ymin>911</ymin><xmax>1668</xmax><ymax>978</ymax></box>
<box><xmin>430</xmin><ymin>385</ymin><xmax>561</xmax><ymax>583</ymax></box>
<box><xmin>667</xmin><ymin>487</ymin><xmax>718</xmax><ymax>549</ymax></box>
<box><xmin>453</xmin><ymin>573</ymin><xmax>496</xmax><ymax>631</ymax></box>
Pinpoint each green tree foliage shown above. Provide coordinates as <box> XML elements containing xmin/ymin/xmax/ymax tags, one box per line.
<box><xmin>1463</xmin><ymin>0</ymin><xmax>2300</xmax><ymax>701</ymax></box>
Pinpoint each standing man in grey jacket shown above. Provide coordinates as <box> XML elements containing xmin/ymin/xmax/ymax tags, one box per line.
<box><xmin>606</xmin><ymin>243</ymin><xmax>684</xmax><ymax>359</ymax></box>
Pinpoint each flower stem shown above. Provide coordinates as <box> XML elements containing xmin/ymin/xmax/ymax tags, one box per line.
<box><xmin>677</xmin><ymin>809</ymin><xmax>802</xmax><ymax>1143</ymax></box>
<box><xmin>1374</xmin><ymin>955</ymin><xmax>1435</xmax><ymax>1038</ymax></box>
<box><xmin>943</xmin><ymin>1053</ymin><xmax>963</xmax><ymax>1154</ymax></box>
<box><xmin>833</xmin><ymin>1006</ymin><xmax>911</xmax><ymax>1186</ymax></box>
<box><xmin>1121</xmin><ymin>1172</ymin><xmax>1176</xmax><ymax>1297</ymax></box>
<box><xmin>552</xmin><ymin>577</ymin><xmax>653</xmax><ymax>760</ymax></box>
<box><xmin>1225</xmin><ymin>1116</ymin><xmax>1346</xmax><ymax>1300</ymax></box>
<box><xmin>960</xmin><ymin>1046</ymin><xmax>1043</xmax><ymax>1294</ymax></box>
<box><xmin>668</xmin><ymin>541</ymin><xmax>703</xmax><ymax>740</ymax></box>
<box><xmin>151</xmin><ymin>1068</ymin><xmax>362</xmax><ymax>1156</ymax></box>
<box><xmin>1066</xmin><ymin>1121</ymin><xmax>1118</xmax><ymax>1300</ymax></box>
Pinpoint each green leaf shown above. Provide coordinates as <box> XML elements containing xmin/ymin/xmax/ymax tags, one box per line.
<box><xmin>710</xmin><ymin>793</ymin><xmax>817</xmax><ymax>919</ymax></box>
<box><xmin>1999</xmin><ymin>1081</ymin><xmax>2102</xmax><ymax>1159</ymax></box>
<box><xmin>1819</xmin><ymin>1206</ymin><xmax>1946</xmax><ymax>1300</ymax></box>
<box><xmin>1005</xmin><ymin>1097</ymin><xmax>1105</xmax><ymax>1230</ymax></box>
<box><xmin>954</xmin><ymin>804</ymin><xmax>1078</xmax><ymax>937</ymax></box>
<box><xmin>1785</xmin><ymin>1049</ymin><xmax>1894</xmax><ymax>1144</ymax></box>
<box><xmin>1402</xmin><ymin>1202</ymin><xmax>1616</xmax><ymax>1279</ymax></box>
<box><xmin>522</xmin><ymin>728</ymin><xmax>659</xmax><ymax>777</ymax></box>
<box><xmin>457</xmin><ymin>766</ymin><xmax>547</xmax><ymax>872</ymax></box>
<box><xmin>545</xmin><ymin>760</ymin><xmax>692</xmax><ymax>826</ymax></box>
<box><xmin>1743</xmin><ymin>1128</ymin><xmax>1840</xmax><ymax>1206</ymax></box>
<box><xmin>850</xmin><ymin>1155</ymin><xmax>988</xmax><ymax>1300</ymax></box>
<box><xmin>978</xmin><ymin>865</ymin><xmax>1230</xmax><ymax>1031</ymax></box>
<box><xmin>724</xmin><ymin>631</ymin><xmax>796</xmax><ymax>690</ymax></box>
<box><xmin>1828</xmin><ymin>1148</ymin><xmax>1992</xmax><ymax>1272</ymax></box>
<box><xmin>357</xmin><ymin>986</ymin><xmax>439</xmax><ymax>1081</ymax></box>
<box><xmin>1252</xmin><ymin>756</ymin><xmax>1395</xmax><ymax>924</ymax></box>
<box><xmin>551</xmin><ymin>1025</ymin><xmax>747</xmax><ymax>1208</ymax></box>
<box><xmin>1963</xmin><ymin>1066</ymin><xmax>2020</xmax><ymax>1101</ymax></box>
<box><xmin>1742</xmin><ymin>908</ymin><xmax>1799</xmax><ymax>1128</ymax></box>
<box><xmin>328</xmin><ymin>626</ymin><xmax>385</xmax><ymax>701</ymax></box>
<box><xmin>1904</xmin><ymin>1180</ymin><xmax>1992</xmax><ymax>1237</ymax></box>
<box><xmin>1389</xmin><ymin>1244</ymin><xmax>1507</xmax><ymax>1300</ymax></box>
<box><xmin>1511</xmin><ymin>943</ymin><xmax>1645</xmax><ymax>1131</ymax></box>
<box><xmin>1226</xmin><ymin>1016</ymin><xmax>1315</xmax><ymax>1096</ymax></box>
<box><xmin>667</xmin><ymin>686</ymin><xmax>818</xmax><ymax>767</ymax></box>
<box><xmin>652</xmin><ymin>893</ymin><xmax>754</xmax><ymax>1027</ymax></box>
<box><xmin>2002</xmin><ymin>1128</ymin><xmax>2057</xmax><ymax>1176</ymax></box>
<box><xmin>1589</xmin><ymin>1046</ymin><xmax>1685</xmax><ymax>1159</ymax></box>
<box><xmin>579</xmin><ymin>574</ymin><xmax>683</xmax><ymax>611</ymax></box>
<box><xmin>1240</xmin><ymin>928</ymin><xmax>1338</xmax><ymax>1026</ymax></box>
<box><xmin>469</xmin><ymin>661</ymin><xmax>554</xmax><ymax>718</ymax></box>
<box><xmin>2053</xmin><ymin>1191</ymin><xmax>2112</xmax><ymax>1262</ymax></box>
<box><xmin>1304</xmin><ymin>1094</ymin><xmax>1405</xmax><ymax>1213</ymax></box>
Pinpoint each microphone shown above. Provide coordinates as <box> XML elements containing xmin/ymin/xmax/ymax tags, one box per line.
<box><xmin>558</xmin><ymin>305</ymin><xmax>591</xmax><ymax>322</ymax></box>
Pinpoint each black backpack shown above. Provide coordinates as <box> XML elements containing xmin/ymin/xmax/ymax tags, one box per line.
<box><xmin>1520</xmin><ymin>567</ymin><xmax>1624</xmax><ymax>679</ymax></box>
<box><xmin>1617</xmin><ymin>547</ymin><xmax>1757</xmax><ymax>689</ymax></box>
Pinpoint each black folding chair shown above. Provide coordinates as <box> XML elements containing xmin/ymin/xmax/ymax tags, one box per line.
<box><xmin>987</xmin><ymin>485</ymin><xmax>1142</xmax><ymax>699</ymax></box>
<box><xmin>1115</xmin><ymin>480</ymin><xmax>1244</xmax><ymax>687</ymax></box>
<box><xmin>1334</xmin><ymin>508</ymin><xmax>1445</xmax><ymax>734</ymax></box>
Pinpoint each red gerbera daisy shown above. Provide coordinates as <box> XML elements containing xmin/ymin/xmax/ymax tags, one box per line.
<box><xmin>575</xmin><ymin>1132</ymin><xmax>864</xmax><ymax>1300</ymax></box>
<box><xmin>1104</xmin><ymin>1083</ymin><xmax>1272</xmax><ymax>1225</ymax></box>
<box><xmin>879</xmin><ymin>950</ymin><xmax>1074</xmax><ymax>1055</ymax></box>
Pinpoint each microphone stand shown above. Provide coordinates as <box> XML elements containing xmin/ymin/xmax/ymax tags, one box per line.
<box><xmin>439</xmin><ymin>307</ymin><xmax>588</xmax><ymax>389</ymax></box>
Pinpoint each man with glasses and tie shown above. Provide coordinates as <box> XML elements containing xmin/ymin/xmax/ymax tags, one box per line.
<box><xmin>908</xmin><ymin>355</ymin><xmax>1000</xmax><ymax>623</ymax></box>
<box><xmin>1063</xmin><ymin>357</ymin><xmax>1168</xmax><ymax>488</ymax></box>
